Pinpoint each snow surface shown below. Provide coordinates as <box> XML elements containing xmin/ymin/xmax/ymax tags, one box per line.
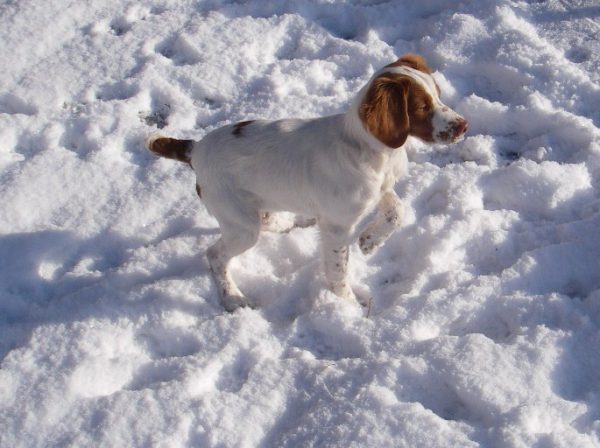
<box><xmin>1</xmin><ymin>0</ymin><xmax>600</xmax><ymax>446</ymax></box>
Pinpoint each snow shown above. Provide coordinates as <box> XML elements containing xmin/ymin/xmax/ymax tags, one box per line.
<box><xmin>1</xmin><ymin>0</ymin><xmax>600</xmax><ymax>446</ymax></box>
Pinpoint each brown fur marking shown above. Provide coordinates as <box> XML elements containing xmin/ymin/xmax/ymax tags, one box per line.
<box><xmin>359</xmin><ymin>74</ymin><xmax>410</xmax><ymax>148</ymax></box>
<box><xmin>387</xmin><ymin>53</ymin><xmax>440</xmax><ymax>95</ymax></box>
<box><xmin>232</xmin><ymin>120</ymin><xmax>254</xmax><ymax>137</ymax></box>
<box><xmin>386</xmin><ymin>53</ymin><xmax>432</xmax><ymax>74</ymax></box>
<box><xmin>148</xmin><ymin>138</ymin><xmax>193</xmax><ymax>163</ymax></box>
<box><xmin>359</xmin><ymin>72</ymin><xmax>437</xmax><ymax>147</ymax></box>
<box><xmin>195</xmin><ymin>183</ymin><xmax>202</xmax><ymax>198</ymax></box>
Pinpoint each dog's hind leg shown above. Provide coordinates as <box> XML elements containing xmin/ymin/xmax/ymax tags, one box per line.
<box><xmin>206</xmin><ymin>202</ymin><xmax>261</xmax><ymax>312</ymax></box>
<box><xmin>319</xmin><ymin>222</ymin><xmax>358</xmax><ymax>304</ymax></box>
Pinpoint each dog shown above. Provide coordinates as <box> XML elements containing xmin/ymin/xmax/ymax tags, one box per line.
<box><xmin>147</xmin><ymin>54</ymin><xmax>468</xmax><ymax>311</ymax></box>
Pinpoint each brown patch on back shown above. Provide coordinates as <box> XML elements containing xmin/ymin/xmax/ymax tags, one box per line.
<box><xmin>148</xmin><ymin>137</ymin><xmax>193</xmax><ymax>164</ymax></box>
<box><xmin>232</xmin><ymin>120</ymin><xmax>254</xmax><ymax>137</ymax></box>
<box><xmin>359</xmin><ymin>73</ymin><xmax>410</xmax><ymax>148</ymax></box>
<box><xmin>195</xmin><ymin>183</ymin><xmax>202</xmax><ymax>199</ymax></box>
<box><xmin>386</xmin><ymin>53</ymin><xmax>432</xmax><ymax>74</ymax></box>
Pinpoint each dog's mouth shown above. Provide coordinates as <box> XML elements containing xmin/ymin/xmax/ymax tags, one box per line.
<box><xmin>453</xmin><ymin>118</ymin><xmax>469</xmax><ymax>141</ymax></box>
<box><xmin>451</xmin><ymin>131</ymin><xmax>468</xmax><ymax>143</ymax></box>
<box><xmin>434</xmin><ymin>118</ymin><xmax>469</xmax><ymax>144</ymax></box>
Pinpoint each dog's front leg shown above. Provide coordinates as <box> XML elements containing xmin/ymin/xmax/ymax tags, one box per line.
<box><xmin>359</xmin><ymin>191</ymin><xmax>403</xmax><ymax>255</ymax></box>
<box><xmin>320</xmin><ymin>224</ymin><xmax>357</xmax><ymax>302</ymax></box>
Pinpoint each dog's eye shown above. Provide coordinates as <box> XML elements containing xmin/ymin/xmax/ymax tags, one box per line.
<box><xmin>417</xmin><ymin>103</ymin><xmax>431</xmax><ymax>113</ymax></box>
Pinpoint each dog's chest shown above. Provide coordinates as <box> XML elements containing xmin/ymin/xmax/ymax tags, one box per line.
<box><xmin>378</xmin><ymin>148</ymin><xmax>409</xmax><ymax>192</ymax></box>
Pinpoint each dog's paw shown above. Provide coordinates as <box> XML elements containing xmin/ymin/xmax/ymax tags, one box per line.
<box><xmin>359</xmin><ymin>233</ymin><xmax>379</xmax><ymax>255</ymax></box>
<box><xmin>221</xmin><ymin>294</ymin><xmax>254</xmax><ymax>313</ymax></box>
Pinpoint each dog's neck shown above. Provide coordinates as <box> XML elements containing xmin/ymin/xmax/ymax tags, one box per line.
<box><xmin>338</xmin><ymin>108</ymin><xmax>404</xmax><ymax>177</ymax></box>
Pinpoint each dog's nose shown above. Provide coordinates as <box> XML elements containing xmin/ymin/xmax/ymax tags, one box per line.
<box><xmin>454</xmin><ymin>118</ymin><xmax>468</xmax><ymax>137</ymax></box>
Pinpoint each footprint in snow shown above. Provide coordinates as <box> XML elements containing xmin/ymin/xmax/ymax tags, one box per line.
<box><xmin>96</xmin><ymin>80</ymin><xmax>139</xmax><ymax>101</ymax></box>
<box><xmin>155</xmin><ymin>34</ymin><xmax>203</xmax><ymax>66</ymax></box>
<box><xmin>125</xmin><ymin>361</ymin><xmax>184</xmax><ymax>391</ymax></box>
<box><xmin>59</xmin><ymin>117</ymin><xmax>99</xmax><ymax>158</ymax></box>
<box><xmin>109</xmin><ymin>16</ymin><xmax>132</xmax><ymax>36</ymax></box>
<box><xmin>137</xmin><ymin>328</ymin><xmax>202</xmax><ymax>360</ymax></box>
<box><xmin>565</xmin><ymin>45</ymin><xmax>591</xmax><ymax>64</ymax></box>
<box><xmin>140</xmin><ymin>102</ymin><xmax>171</xmax><ymax>129</ymax></box>
<box><xmin>0</xmin><ymin>93</ymin><xmax>38</xmax><ymax>116</ymax></box>
<box><xmin>109</xmin><ymin>6</ymin><xmax>159</xmax><ymax>36</ymax></box>
<box><xmin>216</xmin><ymin>352</ymin><xmax>252</xmax><ymax>393</ymax></box>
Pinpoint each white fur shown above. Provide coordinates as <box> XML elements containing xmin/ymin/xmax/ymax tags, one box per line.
<box><xmin>184</xmin><ymin>63</ymin><xmax>465</xmax><ymax>310</ymax></box>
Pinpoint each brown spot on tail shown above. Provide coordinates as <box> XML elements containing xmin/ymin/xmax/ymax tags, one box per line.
<box><xmin>147</xmin><ymin>137</ymin><xmax>193</xmax><ymax>163</ymax></box>
<box><xmin>232</xmin><ymin>120</ymin><xmax>254</xmax><ymax>137</ymax></box>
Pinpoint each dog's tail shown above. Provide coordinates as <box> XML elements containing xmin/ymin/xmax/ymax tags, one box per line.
<box><xmin>146</xmin><ymin>134</ymin><xmax>194</xmax><ymax>164</ymax></box>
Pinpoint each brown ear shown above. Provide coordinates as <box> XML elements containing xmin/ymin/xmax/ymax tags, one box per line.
<box><xmin>359</xmin><ymin>74</ymin><xmax>410</xmax><ymax>148</ymax></box>
<box><xmin>387</xmin><ymin>53</ymin><xmax>432</xmax><ymax>74</ymax></box>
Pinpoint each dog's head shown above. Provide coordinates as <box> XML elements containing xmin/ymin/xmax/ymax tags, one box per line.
<box><xmin>356</xmin><ymin>54</ymin><xmax>468</xmax><ymax>149</ymax></box>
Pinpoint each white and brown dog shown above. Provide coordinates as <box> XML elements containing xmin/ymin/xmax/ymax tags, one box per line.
<box><xmin>147</xmin><ymin>54</ymin><xmax>468</xmax><ymax>311</ymax></box>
